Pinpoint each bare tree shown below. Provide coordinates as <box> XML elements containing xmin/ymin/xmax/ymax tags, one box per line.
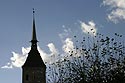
<box><xmin>47</xmin><ymin>32</ymin><xmax>125</xmax><ymax>83</ymax></box>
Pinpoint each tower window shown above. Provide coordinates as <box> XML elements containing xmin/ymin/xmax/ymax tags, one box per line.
<box><xmin>26</xmin><ymin>74</ymin><xmax>29</xmax><ymax>81</ymax></box>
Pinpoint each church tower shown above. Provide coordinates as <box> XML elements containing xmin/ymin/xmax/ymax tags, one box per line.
<box><xmin>22</xmin><ymin>10</ymin><xmax>46</xmax><ymax>83</ymax></box>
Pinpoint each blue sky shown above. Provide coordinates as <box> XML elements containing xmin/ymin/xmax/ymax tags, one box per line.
<box><xmin>0</xmin><ymin>0</ymin><xmax>125</xmax><ymax>83</ymax></box>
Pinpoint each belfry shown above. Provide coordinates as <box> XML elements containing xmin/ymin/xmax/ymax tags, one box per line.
<box><xmin>22</xmin><ymin>9</ymin><xmax>46</xmax><ymax>83</ymax></box>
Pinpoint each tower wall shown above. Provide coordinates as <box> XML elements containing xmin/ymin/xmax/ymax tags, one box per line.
<box><xmin>22</xmin><ymin>9</ymin><xmax>46</xmax><ymax>83</ymax></box>
<box><xmin>22</xmin><ymin>67</ymin><xmax>46</xmax><ymax>83</ymax></box>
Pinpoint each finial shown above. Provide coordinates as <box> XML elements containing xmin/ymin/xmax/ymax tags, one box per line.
<box><xmin>33</xmin><ymin>8</ymin><xmax>35</xmax><ymax>14</ymax></box>
<box><xmin>31</xmin><ymin>8</ymin><xmax>38</xmax><ymax>43</ymax></box>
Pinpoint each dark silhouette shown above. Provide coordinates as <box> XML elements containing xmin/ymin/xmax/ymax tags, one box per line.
<box><xmin>47</xmin><ymin>32</ymin><xmax>125</xmax><ymax>83</ymax></box>
<box><xmin>22</xmin><ymin>10</ymin><xmax>46</xmax><ymax>83</ymax></box>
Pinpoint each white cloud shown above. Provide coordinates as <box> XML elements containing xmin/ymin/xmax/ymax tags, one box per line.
<box><xmin>1</xmin><ymin>47</ymin><xmax>30</xmax><ymax>68</ymax></box>
<box><xmin>11</xmin><ymin>52</ymin><xmax>27</xmax><ymax>67</ymax></box>
<box><xmin>80</xmin><ymin>21</ymin><xmax>97</xmax><ymax>36</ymax></box>
<box><xmin>47</xmin><ymin>43</ymin><xmax>61</xmax><ymax>64</ymax></box>
<box><xmin>62</xmin><ymin>38</ymin><xmax>74</xmax><ymax>54</ymax></box>
<box><xmin>47</xmin><ymin>43</ymin><xmax>59</xmax><ymax>56</ymax></box>
<box><xmin>58</xmin><ymin>25</ymin><xmax>72</xmax><ymax>41</ymax></box>
<box><xmin>1</xmin><ymin>44</ymin><xmax>58</xmax><ymax>68</ymax></box>
<box><xmin>1</xmin><ymin>63</ymin><xmax>13</xmax><ymax>69</ymax></box>
<box><xmin>2</xmin><ymin>38</ymin><xmax>74</xmax><ymax>68</ymax></box>
<box><xmin>103</xmin><ymin>0</ymin><xmax>125</xmax><ymax>23</ymax></box>
<box><xmin>1</xmin><ymin>21</ymin><xmax>97</xmax><ymax>69</ymax></box>
<box><xmin>37</xmin><ymin>46</ymin><xmax>50</xmax><ymax>63</ymax></box>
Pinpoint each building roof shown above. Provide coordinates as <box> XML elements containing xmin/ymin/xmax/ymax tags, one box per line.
<box><xmin>22</xmin><ymin>9</ymin><xmax>46</xmax><ymax>68</ymax></box>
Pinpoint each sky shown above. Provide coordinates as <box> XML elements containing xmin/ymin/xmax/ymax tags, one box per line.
<box><xmin>0</xmin><ymin>0</ymin><xmax>125</xmax><ymax>83</ymax></box>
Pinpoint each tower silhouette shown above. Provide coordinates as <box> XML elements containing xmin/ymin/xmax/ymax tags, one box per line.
<box><xmin>22</xmin><ymin>9</ymin><xmax>46</xmax><ymax>83</ymax></box>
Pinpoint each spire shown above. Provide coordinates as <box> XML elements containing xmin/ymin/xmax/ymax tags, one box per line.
<box><xmin>31</xmin><ymin>8</ymin><xmax>37</xmax><ymax>42</ymax></box>
<box><xmin>22</xmin><ymin>9</ymin><xmax>46</xmax><ymax>68</ymax></box>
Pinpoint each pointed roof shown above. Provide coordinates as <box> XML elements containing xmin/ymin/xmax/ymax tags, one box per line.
<box><xmin>22</xmin><ymin>48</ymin><xmax>46</xmax><ymax>67</ymax></box>
<box><xmin>32</xmin><ymin>9</ymin><xmax>37</xmax><ymax>41</ymax></box>
<box><xmin>22</xmin><ymin>9</ymin><xmax>46</xmax><ymax>68</ymax></box>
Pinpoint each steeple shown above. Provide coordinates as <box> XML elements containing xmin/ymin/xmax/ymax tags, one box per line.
<box><xmin>31</xmin><ymin>9</ymin><xmax>38</xmax><ymax>48</ymax></box>
<box><xmin>31</xmin><ymin>9</ymin><xmax>37</xmax><ymax>42</ymax></box>
<box><xmin>22</xmin><ymin>9</ymin><xmax>46</xmax><ymax>83</ymax></box>
<box><xmin>22</xmin><ymin>9</ymin><xmax>46</xmax><ymax>67</ymax></box>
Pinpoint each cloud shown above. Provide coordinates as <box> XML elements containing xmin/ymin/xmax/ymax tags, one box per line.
<box><xmin>1</xmin><ymin>47</ymin><xmax>30</xmax><ymax>68</ymax></box>
<box><xmin>58</xmin><ymin>26</ymin><xmax>72</xmax><ymax>41</ymax></box>
<box><xmin>103</xmin><ymin>0</ymin><xmax>125</xmax><ymax>23</ymax></box>
<box><xmin>80</xmin><ymin>21</ymin><xmax>97</xmax><ymax>36</ymax></box>
<box><xmin>1</xmin><ymin>63</ymin><xmax>13</xmax><ymax>69</ymax></box>
<box><xmin>1</xmin><ymin>38</ymin><xmax>75</xmax><ymax>69</ymax></box>
<box><xmin>62</xmin><ymin>38</ymin><xmax>74</xmax><ymax>54</ymax></box>
<box><xmin>47</xmin><ymin>43</ymin><xmax>59</xmax><ymax>56</ymax></box>
<box><xmin>11</xmin><ymin>52</ymin><xmax>27</xmax><ymax>67</ymax></box>
<box><xmin>1</xmin><ymin>43</ymin><xmax>59</xmax><ymax>68</ymax></box>
<box><xmin>47</xmin><ymin>43</ymin><xmax>60</xmax><ymax>63</ymax></box>
<box><xmin>1</xmin><ymin>20</ymin><xmax>98</xmax><ymax>69</ymax></box>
